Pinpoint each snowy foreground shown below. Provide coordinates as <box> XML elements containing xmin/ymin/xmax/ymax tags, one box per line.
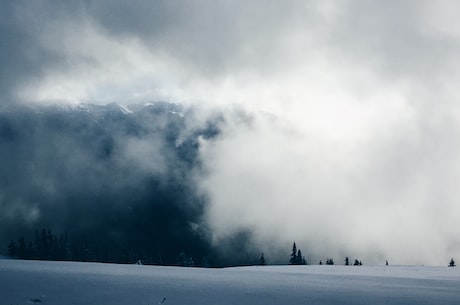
<box><xmin>1</xmin><ymin>259</ymin><xmax>460</xmax><ymax>305</ymax></box>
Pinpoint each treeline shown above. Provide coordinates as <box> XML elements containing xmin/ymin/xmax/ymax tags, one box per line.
<box><xmin>6</xmin><ymin>233</ymin><xmax>365</xmax><ymax>267</ymax></box>
<box><xmin>8</xmin><ymin>229</ymin><xmax>72</xmax><ymax>261</ymax></box>
<box><xmin>9</xmin><ymin>234</ymin><xmax>454</xmax><ymax>268</ymax></box>
<box><xmin>7</xmin><ymin>229</ymin><xmax>140</xmax><ymax>263</ymax></box>
<box><xmin>286</xmin><ymin>242</ymin><xmax>364</xmax><ymax>266</ymax></box>
<box><xmin>6</xmin><ymin>228</ymin><xmax>210</xmax><ymax>266</ymax></box>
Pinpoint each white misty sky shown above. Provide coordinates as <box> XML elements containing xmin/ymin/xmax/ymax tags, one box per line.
<box><xmin>2</xmin><ymin>0</ymin><xmax>460</xmax><ymax>264</ymax></box>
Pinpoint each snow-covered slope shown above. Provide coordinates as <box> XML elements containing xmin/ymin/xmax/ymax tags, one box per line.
<box><xmin>1</xmin><ymin>259</ymin><xmax>460</xmax><ymax>305</ymax></box>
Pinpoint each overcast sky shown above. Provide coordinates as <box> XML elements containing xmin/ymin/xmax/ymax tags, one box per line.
<box><xmin>2</xmin><ymin>0</ymin><xmax>460</xmax><ymax>264</ymax></box>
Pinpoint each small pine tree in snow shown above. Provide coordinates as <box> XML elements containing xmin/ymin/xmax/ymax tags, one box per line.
<box><xmin>297</xmin><ymin>250</ymin><xmax>303</xmax><ymax>265</ymax></box>
<box><xmin>289</xmin><ymin>242</ymin><xmax>298</xmax><ymax>265</ymax></box>
<box><xmin>200</xmin><ymin>257</ymin><xmax>209</xmax><ymax>267</ymax></box>
<box><xmin>345</xmin><ymin>257</ymin><xmax>350</xmax><ymax>266</ymax></box>
<box><xmin>177</xmin><ymin>252</ymin><xmax>194</xmax><ymax>267</ymax></box>
<box><xmin>7</xmin><ymin>240</ymin><xmax>17</xmax><ymax>258</ymax></box>
<box><xmin>449</xmin><ymin>258</ymin><xmax>456</xmax><ymax>267</ymax></box>
<box><xmin>296</xmin><ymin>250</ymin><xmax>306</xmax><ymax>265</ymax></box>
<box><xmin>259</xmin><ymin>253</ymin><xmax>266</xmax><ymax>265</ymax></box>
<box><xmin>18</xmin><ymin>237</ymin><xmax>27</xmax><ymax>259</ymax></box>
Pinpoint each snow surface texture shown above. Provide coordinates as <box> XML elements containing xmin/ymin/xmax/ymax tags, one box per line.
<box><xmin>1</xmin><ymin>259</ymin><xmax>460</xmax><ymax>305</ymax></box>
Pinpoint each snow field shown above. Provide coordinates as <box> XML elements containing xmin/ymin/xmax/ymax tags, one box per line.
<box><xmin>1</xmin><ymin>259</ymin><xmax>460</xmax><ymax>305</ymax></box>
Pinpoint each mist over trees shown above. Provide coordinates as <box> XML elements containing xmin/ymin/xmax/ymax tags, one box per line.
<box><xmin>6</xmin><ymin>228</ymin><xmax>450</xmax><ymax>268</ymax></box>
<box><xmin>0</xmin><ymin>102</ymin><xmax>255</xmax><ymax>267</ymax></box>
<box><xmin>3</xmin><ymin>103</ymin><xmax>454</xmax><ymax>267</ymax></box>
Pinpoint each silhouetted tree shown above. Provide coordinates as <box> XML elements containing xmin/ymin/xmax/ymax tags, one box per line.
<box><xmin>41</xmin><ymin>229</ymin><xmax>48</xmax><ymax>259</ymax></box>
<box><xmin>289</xmin><ymin>242</ymin><xmax>298</xmax><ymax>265</ymax></box>
<box><xmin>27</xmin><ymin>241</ymin><xmax>34</xmax><ymax>258</ymax></box>
<box><xmin>177</xmin><ymin>252</ymin><xmax>194</xmax><ymax>267</ymax></box>
<box><xmin>259</xmin><ymin>253</ymin><xmax>266</xmax><ymax>265</ymax></box>
<box><xmin>34</xmin><ymin>230</ymin><xmax>41</xmax><ymax>259</ymax></box>
<box><xmin>319</xmin><ymin>260</ymin><xmax>323</xmax><ymax>265</ymax></box>
<box><xmin>326</xmin><ymin>258</ymin><xmax>334</xmax><ymax>265</ymax></box>
<box><xmin>296</xmin><ymin>250</ymin><xmax>306</xmax><ymax>265</ymax></box>
<box><xmin>354</xmin><ymin>259</ymin><xmax>360</xmax><ymax>266</ymax></box>
<box><xmin>7</xmin><ymin>240</ymin><xmax>17</xmax><ymax>258</ymax></box>
<box><xmin>449</xmin><ymin>258</ymin><xmax>456</xmax><ymax>267</ymax></box>
<box><xmin>63</xmin><ymin>231</ymin><xmax>72</xmax><ymax>260</ymax></box>
<box><xmin>345</xmin><ymin>257</ymin><xmax>349</xmax><ymax>266</ymax></box>
<box><xmin>386</xmin><ymin>260</ymin><xmax>389</xmax><ymax>266</ymax></box>
<box><xmin>17</xmin><ymin>237</ymin><xmax>27</xmax><ymax>259</ymax></box>
<box><xmin>200</xmin><ymin>257</ymin><xmax>209</xmax><ymax>267</ymax></box>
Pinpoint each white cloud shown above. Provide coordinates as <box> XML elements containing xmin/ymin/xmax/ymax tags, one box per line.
<box><xmin>16</xmin><ymin>17</ymin><xmax>186</xmax><ymax>105</ymax></box>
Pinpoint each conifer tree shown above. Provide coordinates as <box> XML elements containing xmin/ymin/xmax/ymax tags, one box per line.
<box><xmin>294</xmin><ymin>250</ymin><xmax>306</xmax><ymax>265</ymax></box>
<box><xmin>297</xmin><ymin>249</ymin><xmax>302</xmax><ymax>265</ymax></box>
<box><xmin>27</xmin><ymin>241</ymin><xmax>34</xmax><ymax>259</ymax></box>
<box><xmin>34</xmin><ymin>230</ymin><xmax>41</xmax><ymax>259</ymax></box>
<box><xmin>7</xmin><ymin>240</ymin><xmax>17</xmax><ymax>258</ymax></box>
<box><xmin>289</xmin><ymin>242</ymin><xmax>298</xmax><ymax>265</ymax></box>
<box><xmin>18</xmin><ymin>237</ymin><xmax>26</xmax><ymax>259</ymax></box>
<box><xmin>41</xmin><ymin>229</ymin><xmax>48</xmax><ymax>259</ymax></box>
<box><xmin>259</xmin><ymin>253</ymin><xmax>266</xmax><ymax>265</ymax></box>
